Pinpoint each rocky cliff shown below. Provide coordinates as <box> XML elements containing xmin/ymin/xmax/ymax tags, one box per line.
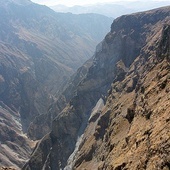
<box><xmin>73</xmin><ymin>23</ymin><xmax>170</xmax><ymax>170</ymax></box>
<box><xmin>24</xmin><ymin>6</ymin><xmax>170</xmax><ymax>170</ymax></box>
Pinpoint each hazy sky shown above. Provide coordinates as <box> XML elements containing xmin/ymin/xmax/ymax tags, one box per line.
<box><xmin>31</xmin><ymin>0</ymin><xmax>163</xmax><ymax>7</ymax></box>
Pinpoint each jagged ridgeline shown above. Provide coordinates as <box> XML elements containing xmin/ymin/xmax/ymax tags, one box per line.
<box><xmin>0</xmin><ymin>0</ymin><xmax>113</xmax><ymax>168</ymax></box>
<box><xmin>23</xmin><ymin>6</ymin><xmax>170</xmax><ymax>170</ymax></box>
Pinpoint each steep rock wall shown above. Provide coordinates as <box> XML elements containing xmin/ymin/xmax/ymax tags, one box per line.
<box><xmin>73</xmin><ymin>10</ymin><xmax>170</xmax><ymax>170</ymax></box>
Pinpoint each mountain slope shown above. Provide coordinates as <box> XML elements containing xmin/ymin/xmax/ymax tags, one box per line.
<box><xmin>0</xmin><ymin>102</ymin><xmax>34</xmax><ymax>169</ymax></box>
<box><xmin>23</xmin><ymin>6</ymin><xmax>170</xmax><ymax>170</ymax></box>
<box><xmin>0</xmin><ymin>0</ymin><xmax>113</xmax><ymax>168</ymax></box>
<box><xmin>0</xmin><ymin>0</ymin><xmax>112</xmax><ymax>132</ymax></box>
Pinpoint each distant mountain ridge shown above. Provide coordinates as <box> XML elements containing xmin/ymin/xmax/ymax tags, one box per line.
<box><xmin>51</xmin><ymin>1</ymin><xmax>170</xmax><ymax>18</ymax></box>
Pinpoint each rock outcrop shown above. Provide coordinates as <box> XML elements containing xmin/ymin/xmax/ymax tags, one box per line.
<box><xmin>24</xmin><ymin>6</ymin><xmax>170</xmax><ymax>170</ymax></box>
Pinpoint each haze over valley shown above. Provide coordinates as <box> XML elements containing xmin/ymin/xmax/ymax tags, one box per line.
<box><xmin>50</xmin><ymin>1</ymin><xmax>170</xmax><ymax>18</ymax></box>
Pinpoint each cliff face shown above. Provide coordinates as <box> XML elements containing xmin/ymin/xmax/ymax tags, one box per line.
<box><xmin>24</xmin><ymin>6</ymin><xmax>170</xmax><ymax>170</ymax></box>
<box><xmin>73</xmin><ymin>24</ymin><xmax>170</xmax><ymax>170</ymax></box>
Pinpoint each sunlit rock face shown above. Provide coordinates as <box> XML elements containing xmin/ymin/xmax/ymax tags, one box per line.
<box><xmin>24</xmin><ymin>6</ymin><xmax>170</xmax><ymax>170</ymax></box>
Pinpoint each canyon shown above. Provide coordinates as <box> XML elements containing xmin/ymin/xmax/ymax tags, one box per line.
<box><xmin>0</xmin><ymin>1</ymin><xmax>170</xmax><ymax>170</ymax></box>
<box><xmin>24</xmin><ymin>5</ymin><xmax>170</xmax><ymax>170</ymax></box>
